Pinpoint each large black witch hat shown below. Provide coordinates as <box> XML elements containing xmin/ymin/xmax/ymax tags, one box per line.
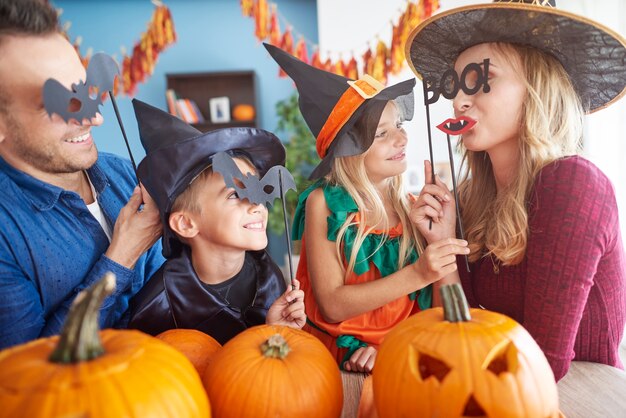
<box><xmin>133</xmin><ymin>99</ymin><xmax>285</xmax><ymax>258</ymax></box>
<box><xmin>406</xmin><ymin>0</ymin><xmax>626</xmax><ymax>113</ymax></box>
<box><xmin>264</xmin><ymin>43</ymin><xmax>416</xmax><ymax>179</ymax></box>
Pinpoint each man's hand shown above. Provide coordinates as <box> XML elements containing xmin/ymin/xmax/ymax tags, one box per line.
<box><xmin>105</xmin><ymin>184</ymin><xmax>162</xmax><ymax>269</ymax></box>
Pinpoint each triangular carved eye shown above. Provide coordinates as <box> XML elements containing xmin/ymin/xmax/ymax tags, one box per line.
<box><xmin>484</xmin><ymin>341</ymin><xmax>518</xmax><ymax>376</ymax></box>
<box><xmin>462</xmin><ymin>394</ymin><xmax>486</xmax><ymax>417</ymax></box>
<box><xmin>418</xmin><ymin>353</ymin><xmax>451</xmax><ymax>382</ymax></box>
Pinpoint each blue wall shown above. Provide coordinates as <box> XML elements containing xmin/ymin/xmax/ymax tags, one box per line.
<box><xmin>54</xmin><ymin>0</ymin><xmax>317</xmax><ymax>263</ymax></box>
<box><xmin>53</xmin><ymin>0</ymin><xmax>317</xmax><ymax>161</ymax></box>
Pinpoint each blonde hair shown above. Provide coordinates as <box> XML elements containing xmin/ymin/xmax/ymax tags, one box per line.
<box><xmin>327</xmin><ymin>107</ymin><xmax>425</xmax><ymax>278</ymax></box>
<box><xmin>458</xmin><ymin>42</ymin><xmax>584</xmax><ymax>265</ymax></box>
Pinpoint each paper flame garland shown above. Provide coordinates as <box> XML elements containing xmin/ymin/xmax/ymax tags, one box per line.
<box><xmin>61</xmin><ymin>3</ymin><xmax>177</xmax><ymax>97</ymax></box>
<box><xmin>242</xmin><ymin>0</ymin><xmax>440</xmax><ymax>84</ymax></box>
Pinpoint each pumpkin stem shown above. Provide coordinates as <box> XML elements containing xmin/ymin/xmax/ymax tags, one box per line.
<box><xmin>441</xmin><ymin>283</ymin><xmax>471</xmax><ymax>322</ymax></box>
<box><xmin>49</xmin><ymin>273</ymin><xmax>116</xmax><ymax>364</ymax></box>
<box><xmin>260</xmin><ymin>333</ymin><xmax>291</xmax><ymax>359</ymax></box>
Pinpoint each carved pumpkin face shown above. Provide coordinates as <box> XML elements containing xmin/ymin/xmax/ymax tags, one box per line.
<box><xmin>373</xmin><ymin>307</ymin><xmax>560</xmax><ymax>418</ymax></box>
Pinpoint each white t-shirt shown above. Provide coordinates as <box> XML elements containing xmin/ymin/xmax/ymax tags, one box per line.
<box><xmin>85</xmin><ymin>173</ymin><xmax>113</xmax><ymax>241</ymax></box>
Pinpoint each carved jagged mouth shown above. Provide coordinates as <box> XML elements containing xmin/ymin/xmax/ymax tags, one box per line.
<box><xmin>436</xmin><ymin>116</ymin><xmax>477</xmax><ymax>135</ymax></box>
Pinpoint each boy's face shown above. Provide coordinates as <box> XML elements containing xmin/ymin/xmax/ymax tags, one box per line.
<box><xmin>191</xmin><ymin>158</ymin><xmax>268</xmax><ymax>252</ymax></box>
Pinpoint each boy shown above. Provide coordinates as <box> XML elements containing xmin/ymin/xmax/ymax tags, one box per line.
<box><xmin>127</xmin><ymin>99</ymin><xmax>305</xmax><ymax>344</ymax></box>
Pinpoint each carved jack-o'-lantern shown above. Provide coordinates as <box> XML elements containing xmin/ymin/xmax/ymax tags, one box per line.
<box><xmin>373</xmin><ymin>284</ymin><xmax>560</xmax><ymax>418</ymax></box>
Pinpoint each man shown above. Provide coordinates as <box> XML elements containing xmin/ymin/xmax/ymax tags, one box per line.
<box><xmin>0</xmin><ymin>0</ymin><xmax>164</xmax><ymax>349</ymax></box>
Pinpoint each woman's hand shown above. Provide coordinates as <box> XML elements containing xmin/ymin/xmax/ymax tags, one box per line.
<box><xmin>344</xmin><ymin>346</ymin><xmax>377</xmax><ymax>373</ymax></box>
<box><xmin>266</xmin><ymin>279</ymin><xmax>306</xmax><ymax>329</ymax></box>
<box><xmin>413</xmin><ymin>238</ymin><xmax>469</xmax><ymax>284</ymax></box>
<box><xmin>410</xmin><ymin>160</ymin><xmax>457</xmax><ymax>244</ymax></box>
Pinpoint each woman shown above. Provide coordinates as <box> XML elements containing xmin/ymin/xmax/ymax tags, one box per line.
<box><xmin>408</xmin><ymin>0</ymin><xmax>626</xmax><ymax>381</ymax></box>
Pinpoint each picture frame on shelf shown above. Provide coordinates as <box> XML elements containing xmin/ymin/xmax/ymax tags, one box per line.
<box><xmin>209</xmin><ymin>96</ymin><xmax>231</xmax><ymax>123</ymax></box>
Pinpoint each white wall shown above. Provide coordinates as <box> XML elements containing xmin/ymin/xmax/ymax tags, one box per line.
<box><xmin>317</xmin><ymin>0</ymin><xmax>626</xmax><ymax>241</ymax></box>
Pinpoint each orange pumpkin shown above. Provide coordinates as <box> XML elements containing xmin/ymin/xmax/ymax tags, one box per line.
<box><xmin>203</xmin><ymin>324</ymin><xmax>343</xmax><ymax>417</ymax></box>
<box><xmin>373</xmin><ymin>284</ymin><xmax>559</xmax><ymax>418</ymax></box>
<box><xmin>0</xmin><ymin>274</ymin><xmax>211</xmax><ymax>418</ymax></box>
<box><xmin>156</xmin><ymin>329</ymin><xmax>222</xmax><ymax>376</ymax></box>
<box><xmin>232</xmin><ymin>104</ymin><xmax>256</xmax><ymax>121</ymax></box>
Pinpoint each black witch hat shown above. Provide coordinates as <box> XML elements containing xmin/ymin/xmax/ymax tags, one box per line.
<box><xmin>133</xmin><ymin>99</ymin><xmax>285</xmax><ymax>258</ymax></box>
<box><xmin>406</xmin><ymin>0</ymin><xmax>626</xmax><ymax>113</ymax></box>
<box><xmin>264</xmin><ymin>43</ymin><xmax>416</xmax><ymax>179</ymax></box>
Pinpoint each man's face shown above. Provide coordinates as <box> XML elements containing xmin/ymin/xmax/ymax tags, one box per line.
<box><xmin>0</xmin><ymin>33</ymin><xmax>103</xmax><ymax>180</ymax></box>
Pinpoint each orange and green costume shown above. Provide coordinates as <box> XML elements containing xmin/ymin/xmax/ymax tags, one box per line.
<box><xmin>292</xmin><ymin>180</ymin><xmax>432</xmax><ymax>368</ymax></box>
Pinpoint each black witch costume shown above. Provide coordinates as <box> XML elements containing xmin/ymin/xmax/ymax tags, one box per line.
<box><xmin>127</xmin><ymin>99</ymin><xmax>288</xmax><ymax>344</ymax></box>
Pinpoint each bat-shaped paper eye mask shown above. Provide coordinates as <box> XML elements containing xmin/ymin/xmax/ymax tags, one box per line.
<box><xmin>212</xmin><ymin>152</ymin><xmax>296</xmax><ymax>207</ymax></box>
<box><xmin>43</xmin><ymin>53</ymin><xmax>119</xmax><ymax>124</ymax></box>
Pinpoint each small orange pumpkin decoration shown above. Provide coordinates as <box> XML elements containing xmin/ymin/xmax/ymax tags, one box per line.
<box><xmin>0</xmin><ymin>274</ymin><xmax>211</xmax><ymax>418</ymax></box>
<box><xmin>373</xmin><ymin>284</ymin><xmax>559</xmax><ymax>418</ymax></box>
<box><xmin>203</xmin><ymin>324</ymin><xmax>343</xmax><ymax>418</ymax></box>
<box><xmin>232</xmin><ymin>104</ymin><xmax>256</xmax><ymax>121</ymax></box>
<box><xmin>156</xmin><ymin>329</ymin><xmax>222</xmax><ymax>376</ymax></box>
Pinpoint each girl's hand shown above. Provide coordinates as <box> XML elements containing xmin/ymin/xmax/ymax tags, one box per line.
<box><xmin>410</xmin><ymin>160</ymin><xmax>457</xmax><ymax>243</ymax></box>
<box><xmin>413</xmin><ymin>238</ymin><xmax>469</xmax><ymax>284</ymax></box>
<box><xmin>266</xmin><ymin>279</ymin><xmax>306</xmax><ymax>329</ymax></box>
<box><xmin>344</xmin><ymin>346</ymin><xmax>377</xmax><ymax>373</ymax></box>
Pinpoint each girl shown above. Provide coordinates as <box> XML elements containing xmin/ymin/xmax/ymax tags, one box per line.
<box><xmin>407</xmin><ymin>0</ymin><xmax>626</xmax><ymax>381</ymax></box>
<box><xmin>264</xmin><ymin>43</ymin><xmax>469</xmax><ymax>372</ymax></box>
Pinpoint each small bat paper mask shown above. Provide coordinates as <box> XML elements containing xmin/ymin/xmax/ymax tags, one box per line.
<box><xmin>43</xmin><ymin>53</ymin><xmax>119</xmax><ymax>124</ymax></box>
<box><xmin>212</xmin><ymin>152</ymin><xmax>296</xmax><ymax>207</ymax></box>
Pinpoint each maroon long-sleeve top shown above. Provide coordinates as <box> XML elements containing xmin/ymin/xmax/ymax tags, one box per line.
<box><xmin>459</xmin><ymin>156</ymin><xmax>626</xmax><ymax>381</ymax></box>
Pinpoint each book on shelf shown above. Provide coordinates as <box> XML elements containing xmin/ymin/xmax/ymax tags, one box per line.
<box><xmin>165</xmin><ymin>89</ymin><xmax>180</xmax><ymax>117</ymax></box>
<box><xmin>188</xmin><ymin>100</ymin><xmax>205</xmax><ymax>123</ymax></box>
<box><xmin>175</xmin><ymin>98</ymin><xmax>206</xmax><ymax>124</ymax></box>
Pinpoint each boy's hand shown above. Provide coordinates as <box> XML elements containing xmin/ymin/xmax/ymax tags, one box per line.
<box><xmin>344</xmin><ymin>346</ymin><xmax>377</xmax><ymax>373</ymax></box>
<box><xmin>266</xmin><ymin>279</ymin><xmax>306</xmax><ymax>329</ymax></box>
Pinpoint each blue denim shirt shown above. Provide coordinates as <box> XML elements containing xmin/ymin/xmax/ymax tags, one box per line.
<box><xmin>0</xmin><ymin>152</ymin><xmax>164</xmax><ymax>349</ymax></box>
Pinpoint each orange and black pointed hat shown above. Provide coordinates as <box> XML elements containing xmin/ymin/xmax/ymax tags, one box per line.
<box><xmin>264</xmin><ymin>43</ymin><xmax>416</xmax><ymax>179</ymax></box>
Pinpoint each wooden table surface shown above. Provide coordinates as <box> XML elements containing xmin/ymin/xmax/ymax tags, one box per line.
<box><xmin>557</xmin><ymin>361</ymin><xmax>626</xmax><ymax>417</ymax></box>
<box><xmin>340</xmin><ymin>361</ymin><xmax>626</xmax><ymax>418</ymax></box>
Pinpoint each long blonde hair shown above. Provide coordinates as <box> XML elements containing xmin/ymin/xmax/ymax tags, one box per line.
<box><xmin>327</xmin><ymin>106</ymin><xmax>425</xmax><ymax>278</ymax></box>
<box><xmin>459</xmin><ymin>42</ymin><xmax>584</xmax><ymax>265</ymax></box>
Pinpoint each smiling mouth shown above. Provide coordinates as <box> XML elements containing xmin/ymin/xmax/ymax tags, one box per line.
<box><xmin>436</xmin><ymin>116</ymin><xmax>477</xmax><ymax>135</ymax></box>
<box><xmin>244</xmin><ymin>222</ymin><xmax>265</xmax><ymax>231</ymax></box>
<box><xmin>64</xmin><ymin>132</ymin><xmax>91</xmax><ymax>144</ymax></box>
<box><xmin>388</xmin><ymin>152</ymin><xmax>406</xmax><ymax>161</ymax></box>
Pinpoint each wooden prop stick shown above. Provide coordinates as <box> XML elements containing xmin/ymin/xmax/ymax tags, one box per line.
<box><xmin>279</xmin><ymin>170</ymin><xmax>295</xmax><ymax>290</ymax></box>
<box><xmin>445</xmin><ymin>133</ymin><xmax>470</xmax><ymax>273</ymax></box>
<box><xmin>422</xmin><ymin>78</ymin><xmax>436</xmax><ymax>230</ymax></box>
<box><xmin>108</xmin><ymin>92</ymin><xmax>138</xmax><ymax>178</ymax></box>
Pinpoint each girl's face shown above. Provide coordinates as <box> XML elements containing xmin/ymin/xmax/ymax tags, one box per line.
<box><xmin>363</xmin><ymin>101</ymin><xmax>408</xmax><ymax>183</ymax></box>
<box><xmin>453</xmin><ymin>43</ymin><xmax>527</xmax><ymax>158</ymax></box>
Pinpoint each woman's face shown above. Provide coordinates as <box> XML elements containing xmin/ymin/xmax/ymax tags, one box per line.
<box><xmin>453</xmin><ymin>43</ymin><xmax>527</xmax><ymax>157</ymax></box>
<box><xmin>363</xmin><ymin>101</ymin><xmax>408</xmax><ymax>183</ymax></box>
